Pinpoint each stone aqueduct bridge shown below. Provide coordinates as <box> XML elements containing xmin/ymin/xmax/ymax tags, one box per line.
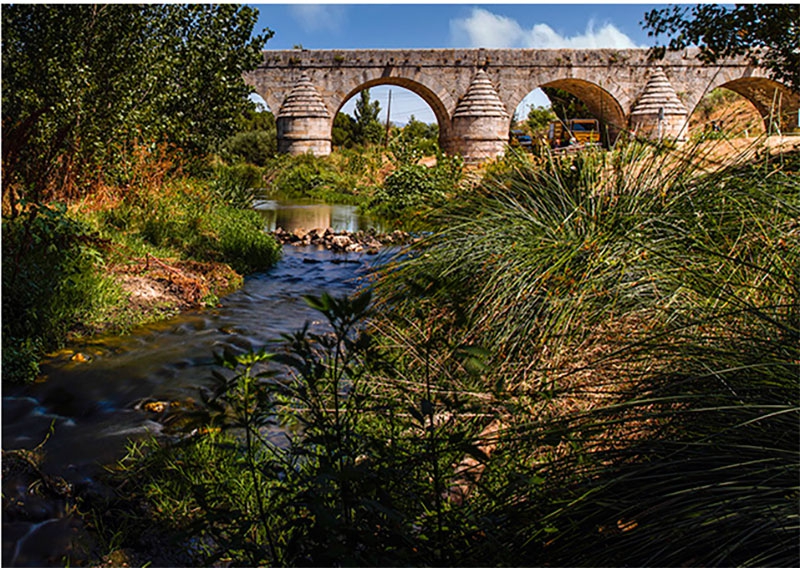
<box><xmin>245</xmin><ymin>47</ymin><xmax>799</xmax><ymax>162</ymax></box>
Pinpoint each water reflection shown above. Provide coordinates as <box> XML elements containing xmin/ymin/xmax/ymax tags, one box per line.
<box><xmin>255</xmin><ymin>200</ymin><xmax>383</xmax><ymax>233</ymax></box>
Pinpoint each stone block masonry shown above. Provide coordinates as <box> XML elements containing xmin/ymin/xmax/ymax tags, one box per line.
<box><xmin>244</xmin><ymin>48</ymin><xmax>799</xmax><ymax>162</ymax></box>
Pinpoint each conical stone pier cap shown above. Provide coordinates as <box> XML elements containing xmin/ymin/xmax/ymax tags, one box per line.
<box><xmin>630</xmin><ymin>67</ymin><xmax>687</xmax><ymax>118</ymax></box>
<box><xmin>278</xmin><ymin>72</ymin><xmax>330</xmax><ymax>118</ymax></box>
<box><xmin>453</xmin><ymin>69</ymin><xmax>509</xmax><ymax>118</ymax></box>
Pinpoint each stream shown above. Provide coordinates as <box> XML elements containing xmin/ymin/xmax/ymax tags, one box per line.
<box><xmin>1</xmin><ymin>200</ymin><xmax>388</xmax><ymax>566</ymax></box>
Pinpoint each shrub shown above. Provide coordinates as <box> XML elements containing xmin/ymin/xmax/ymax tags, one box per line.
<box><xmin>264</xmin><ymin>152</ymin><xmax>374</xmax><ymax>205</ymax></box>
<box><xmin>366</xmin><ymin>138</ymin><xmax>463</xmax><ymax>221</ymax></box>
<box><xmin>2</xmin><ymin>204</ymin><xmax>120</xmax><ymax>382</ymax></box>
<box><xmin>221</xmin><ymin>130</ymin><xmax>276</xmax><ymax>166</ymax></box>
<box><xmin>209</xmin><ymin>163</ymin><xmax>265</xmax><ymax>209</ymax></box>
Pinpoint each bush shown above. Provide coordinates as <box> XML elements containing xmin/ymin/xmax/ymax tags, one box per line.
<box><xmin>221</xmin><ymin>130</ymin><xmax>276</xmax><ymax>166</ymax></box>
<box><xmin>366</xmin><ymin>138</ymin><xmax>463</xmax><ymax>221</ymax></box>
<box><xmin>2</xmin><ymin>204</ymin><xmax>120</xmax><ymax>382</ymax></box>
<box><xmin>209</xmin><ymin>163</ymin><xmax>265</xmax><ymax>209</ymax></box>
<box><xmin>264</xmin><ymin>152</ymin><xmax>376</xmax><ymax>205</ymax></box>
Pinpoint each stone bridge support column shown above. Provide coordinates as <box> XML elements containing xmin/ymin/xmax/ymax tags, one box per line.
<box><xmin>446</xmin><ymin>70</ymin><xmax>509</xmax><ymax>162</ymax></box>
<box><xmin>276</xmin><ymin>73</ymin><xmax>332</xmax><ymax>156</ymax></box>
<box><xmin>629</xmin><ymin>67</ymin><xmax>689</xmax><ymax>142</ymax></box>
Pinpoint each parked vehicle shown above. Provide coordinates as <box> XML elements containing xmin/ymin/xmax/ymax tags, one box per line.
<box><xmin>510</xmin><ymin>129</ymin><xmax>533</xmax><ymax>149</ymax></box>
<box><xmin>548</xmin><ymin>118</ymin><xmax>601</xmax><ymax>148</ymax></box>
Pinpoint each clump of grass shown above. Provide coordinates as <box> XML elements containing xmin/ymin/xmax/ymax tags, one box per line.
<box><xmin>375</xmin><ymin>136</ymin><xmax>799</xmax><ymax>565</ymax></box>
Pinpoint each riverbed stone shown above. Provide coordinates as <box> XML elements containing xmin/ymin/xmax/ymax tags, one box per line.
<box><xmin>271</xmin><ymin>226</ymin><xmax>412</xmax><ymax>252</ymax></box>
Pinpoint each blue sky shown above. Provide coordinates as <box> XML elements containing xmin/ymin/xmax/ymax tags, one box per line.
<box><xmin>249</xmin><ymin>4</ymin><xmax>669</xmax><ymax>123</ymax></box>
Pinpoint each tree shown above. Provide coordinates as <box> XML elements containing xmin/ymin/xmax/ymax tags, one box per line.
<box><xmin>332</xmin><ymin>112</ymin><xmax>357</xmax><ymax>148</ymax></box>
<box><xmin>1</xmin><ymin>4</ymin><xmax>272</xmax><ymax>204</ymax></box>
<box><xmin>542</xmin><ymin>87</ymin><xmax>594</xmax><ymax>122</ymax></box>
<box><xmin>527</xmin><ymin>106</ymin><xmax>557</xmax><ymax>137</ymax></box>
<box><xmin>353</xmin><ymin>89</ymin><xmax>384</xmax><ymax>145</ymax></box>
<box><xmin>643</xmin><ymin>4</ymin><xmax>800</xmax><ymax>92</ymax></box>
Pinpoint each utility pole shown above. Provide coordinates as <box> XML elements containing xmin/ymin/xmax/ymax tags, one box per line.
<box><xmin>385</xmin><ymin>89</ymin><xmax>392</xmax><ymax>147</ymax></box>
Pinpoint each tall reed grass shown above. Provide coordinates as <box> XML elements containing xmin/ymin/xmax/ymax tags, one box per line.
<box><xmin>375</xmin><ymin>135</ymin><xmax>799</xmax><ymax>565</ymax></box>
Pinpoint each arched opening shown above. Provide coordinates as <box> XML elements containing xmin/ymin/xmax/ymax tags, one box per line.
<box><xmin>249</xmin><ymin>92</ymin><xmax>271</xmax><ymax>113</ymax></box>
<box><xmin>511</xmin><ymin>80</ymin><xmax>625</xmax><ymax>149</ymax></box>
<box><xmin>512</xmin><ymin>79</ymin><xmax>626</xmax><ymax>147</ymax></box>
<box><xmin>698</xmin><ymin>78</ymin><xmax>800</xmax><ymax>136</ymax></box>
<box><xmin>687</xmin><ymin>87</ymin><xmax>765</xmax><ymax>140</ymax></box>
<box><xmin>333</xmin><ymin>78</ymin><xmax>449</xmax><ymax>154</ymax></box>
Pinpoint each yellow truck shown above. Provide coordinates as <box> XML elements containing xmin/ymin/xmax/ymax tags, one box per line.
<box><xmin>548</xmin><ymin>118</ymin><xmax>601</xmax><ymax>148</ymax></box>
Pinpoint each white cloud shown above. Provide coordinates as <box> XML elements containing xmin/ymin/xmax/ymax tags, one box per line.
<box><xmin>289</xmin><ymin>5</ymin><xmax>345</xmax><ymax>34</ymax></box>
<box><xmin>450</xmin><ymin>8</ymin><xmax>524</xmax><ymax>48</ymax></box>
<box><xmin>451</xmin><ymin>8</ymin><xmax>644</xmax><ymax>49</ymax></box>
<box><xmin>524</xmin><ymin>21</ymin><xmax>641</xmax><ymax>49</ymax></box>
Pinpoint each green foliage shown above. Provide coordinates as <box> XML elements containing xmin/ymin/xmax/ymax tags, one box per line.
<box><xmin>90</xmin><ymin>183</ymin><xmax>281</xmax><ymax>274</ymax></box>
<box><xmin>526</xmin><ymin>105</ymin><xmax>557</xmax><ymax>134</ymax></box>
<box><xmin>203</xmin><ymin>208</ymin><xmax>281</xmax><ymax>275</ymax></box>
<box><xmin>366</xmin><ymin>138</ymin><xmax>463</xmax><ymax>221</ymax></box>
<box><xmin>221</xmin><ymin>131</ymin><xmax>275</xmax><ymax>167</ymax></box>
<box><xmin>264</xmin><ymin>150</ymin><xmax>381</xmax><ymax>205</ymax></box>
<box><xmin>643</xmin><ymin>4</ymin><xmax>800</xmax><ymax>92</ymax></box>
<box><xmin>353</xmin><ymin>89</ymin><xmax>385</xmax><ymax>146</ymax></box>
<box><xmin>1</xmin><ymin>4</ymin><xmax>271</xmax><ymax>202</ymax></box>
<box><xmin>221</xmin><ymin>109</ymin><xmax>277</xmax><ymax>166</ymax></box>
<box><xmin>332</xmin><ymin>112</ymin><xmax>358</xmax><ymax>149</ymax></box>
<box><xmin>2</xmin><ymin>204</ymin><xmax>120</xmax><ymax>382</ymax></box>
<box><xmin>209</xmin><ymin>163</ymin><xmax>264</xmax><ymax>209</ymax></box>
<box><xmin>398</xmin><ymin>115</ymin><xmax>440</xmax><ymax>155</ymax></box>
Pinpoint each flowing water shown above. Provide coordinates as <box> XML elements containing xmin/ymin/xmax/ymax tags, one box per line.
<box><xmin>1</xmin><ymin>201</ymin><xmax>387</xmax><ymax>566</ymax></box>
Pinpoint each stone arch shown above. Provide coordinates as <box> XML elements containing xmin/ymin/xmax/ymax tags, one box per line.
<box><xmin>332</xmin><ymin>76</ymin><xmax>453</xmax><ymax>142</ymax></box>
<box><xmin>694</xmin><ymin>77</ymin><xmax>799</xmax><ymax>134</ymax></box>
<box><xmin>518</xmin><ymin>78</ymin><xmax>626</xmax><ymax>145</ymax></box>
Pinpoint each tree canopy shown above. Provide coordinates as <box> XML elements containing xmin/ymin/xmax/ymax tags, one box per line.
<box><xmin>353</xmin><ymin>89</ymin><xmax>385</xmax><ymax>146</ymax></box>
<box><xmin>643</xmin><ymin>4</ymin><xmax>800</xmax><ymax>92</ymax></box>
<box><xmin>2</xmin><ymin>4</ymin><xmax>272</xmax><ymax>203</ymax></box>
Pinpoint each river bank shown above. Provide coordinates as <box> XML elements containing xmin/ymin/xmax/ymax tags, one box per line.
<box><xmin>3</xmin><ymin>242</ymin><xmax>380</xmax><ymax>567</ymax></box>
<box><xmin>101</xmin><ymin>227</ymin><xmax>412</xmax><ymax>330</ymax></box>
